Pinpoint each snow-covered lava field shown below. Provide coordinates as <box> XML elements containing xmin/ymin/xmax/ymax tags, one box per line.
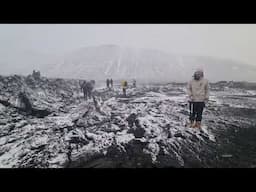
<box><xmin>0</xmin><ymin>75</ymin><xmax>256</xmax><ymax>168</ymax></box>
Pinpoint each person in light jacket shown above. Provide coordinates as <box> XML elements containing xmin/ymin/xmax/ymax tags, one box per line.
<box><xmin>187</xmin><ymin>69</ymin><xmax>209</xmax><ymax>128</ymax></box>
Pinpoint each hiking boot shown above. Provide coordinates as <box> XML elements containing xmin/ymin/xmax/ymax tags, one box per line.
<box><xmin>189</xmin><ymin>121</ymin><xmax>195</xmax><ymax>128</ymax></box>
<box><xmin>195</xmin><ymin>121</ymin><xmax>201</xmax><ymax>128</ymax></box>
<box><xmin>192</xmin><ymin>122</ymin><xmax>197</xmax><ymax>128</ymax></box>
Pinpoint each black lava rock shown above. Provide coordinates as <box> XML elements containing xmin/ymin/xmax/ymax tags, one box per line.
<box><xmin>128</xmin><ymin>127</ymin><xmax>145</xmax><ymax>138</ymax></box>
<box><xmin>126</xmin><ymin>113</ymin><xmax>137</xmax><ymax>128</ymax></box>
<box><xmin>174</xmin><ymin>132</ymin><xmax>186</xmax><ymax>139</ymax></box>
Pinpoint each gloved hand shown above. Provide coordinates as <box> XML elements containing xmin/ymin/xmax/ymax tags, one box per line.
<box><xmin>204</xmin><ymin>98</ymin><xmax>209</xmax><ymax>107</ymax></box>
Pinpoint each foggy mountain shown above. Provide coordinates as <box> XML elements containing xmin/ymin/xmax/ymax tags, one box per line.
<box><xmin>43</xmin><ymin>45</ymin><xmax>256</xmax><ymax>83</ymax></box>
<box><xmin>2</xmin><ymin>44</ymin><xmax>256</xmax><ymax>82</ymax></box>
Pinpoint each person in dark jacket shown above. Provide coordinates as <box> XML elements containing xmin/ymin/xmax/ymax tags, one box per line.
<box><xmin>81</xmin><ymin>81</ymin><xmax>87</xmax><ymax>100</ymax></box>
<box><xmin>132</xmin><ymin>79</ymin><xmax>136</xmax><ymax>88</ymax></box>
<box><xmin>110</xmin><ymin>79</ymin><xmax>113</xmax><ymax>89</ymax></box>
<box><xmin>79</xmin><ymin>80</ymin><xmax>86</xmax><ymax>93</ymax></box>
<box><xmin>86</xmin><ymin>80</ymin><xmax>94</xmax><ymax>99</ymax></box>
<box><xmin>106</xmin><ymin>79</ymin><xmax>110</xmax><ymax>89</ymax></box>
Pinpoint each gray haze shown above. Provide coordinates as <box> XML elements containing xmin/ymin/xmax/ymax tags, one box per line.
<box><xmin>1</xmin><ymin>24</ymin><xmax>256</xmax><ymax>82</ymax></box>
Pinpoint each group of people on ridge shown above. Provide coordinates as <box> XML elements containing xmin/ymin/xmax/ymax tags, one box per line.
<box><xmin>79</xmin><ymin>78</ymin><xmax>137</xmax><ymax>100</ymax></box>
<box><xmin>106</xmin><ymin>79</ymin><xmax>113</xmax><ymax>90</ymax></box>
<box><xmin>77</xmin><ymin>70</ymin><xmax>209</xmax><ymax>129</ymax></box>
<box><xmin>121</xmin><ymin>79</ymin><xmax>136</xmax><ymax>96</ymax></box>
<box><xmin>106</xmin><ymin>78</ymin><xmax>136</xmax><ymax>97</ymax></box>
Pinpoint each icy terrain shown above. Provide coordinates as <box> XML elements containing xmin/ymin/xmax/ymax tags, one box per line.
<box><xmin>0</xmin><ymin>75</ymin><xmax>256</xmax><ymax>168</ymax></box>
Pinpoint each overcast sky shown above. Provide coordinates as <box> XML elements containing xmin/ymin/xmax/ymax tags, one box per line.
<box><xmin>0</xmin><ymin>24</ymin><xmax>256</xmax><ymax>65</ymax></box>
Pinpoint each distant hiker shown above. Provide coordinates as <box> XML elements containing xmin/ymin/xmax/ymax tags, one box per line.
<box><xmin>187</xmin><ymin>69</ymin><xmax>209</xmax><ymax>129</ymax></box>
<box><xmin>82</xmin><ymin>80</ymin><xmax>95</xmax><ymax>100</ymax></box>
<box><xmin>110</xmin><ymin>79</ymin><xmax>113</xmax><ymax>88</ymax></box>
<box><xmin>86</xmin><ymin>80</ymin><xmax>95</xmax><ymax>99</ymax></box>
<box><xmin>121</xmin><ymin>80</ymin><xmax>128</xmax><ymax>96</ymax></box>
<box><xmin>106</xmin><ymin>79</ymin><xmax>110</xmax><ymax>89</ymax></box>
<box><xmin>81</xmin><ymin>80</ymin><xmax>86</xmax><ymax>98</ymax></box>
<box><xmin>81</xmin><ymin>81</ymin><xmax>87</xmax><ymax>100</ymax></box>
<box><xmin>132</xmin><ymin>79</ymin><xmax>136</xmax><ymax>88</ymax></box>
<box><xmin>79</xmin><ymin>80</ymin><xmax>85</xmax><ymax>93</ymax></box>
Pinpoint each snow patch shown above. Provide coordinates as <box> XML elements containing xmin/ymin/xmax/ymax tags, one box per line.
<box><xmin>144</xmin><ymin>142</ymin><xmax>160</xmax><ymax>163</ymax></box>
<box><xmin>116</xmin><ymin>130</ymin><xmax>135</xmax><ymax>144</ymax></box>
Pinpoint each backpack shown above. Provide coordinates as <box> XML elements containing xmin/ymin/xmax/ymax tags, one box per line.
<box><xmin>86</xmin><ymin>82</ymin><xmax>93</xmax><ymax>91</ymax></box>
<box><xmin>122</xmin><ymin>81</ymin><xmax>127</xmax><ymax>87</ymax></box>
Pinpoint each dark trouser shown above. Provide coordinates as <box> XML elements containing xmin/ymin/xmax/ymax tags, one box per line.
<box><xmin>84</xmin><ymin>90</ymin><xmax>93</xmax><ymax>100</ymax></box>
<box><xmin>88</xmin><ymin>89</ymin><xmax>92</xmax><ymax>99</ymax></box>
<box><xmin>123</xmin><ymin>88</ymin><xmax>126</xmax><ymax>96</ymax></box>
<box><xmin>189</xmin><ymin>102</ymin><xmax>205</xmax><ymax>122</ymax></box>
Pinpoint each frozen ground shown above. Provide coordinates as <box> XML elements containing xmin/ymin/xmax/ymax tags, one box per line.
<box><xmin>0</xmin><ymin>75</ymin><xmax>256</xmax><ymax>168</ymax></box>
